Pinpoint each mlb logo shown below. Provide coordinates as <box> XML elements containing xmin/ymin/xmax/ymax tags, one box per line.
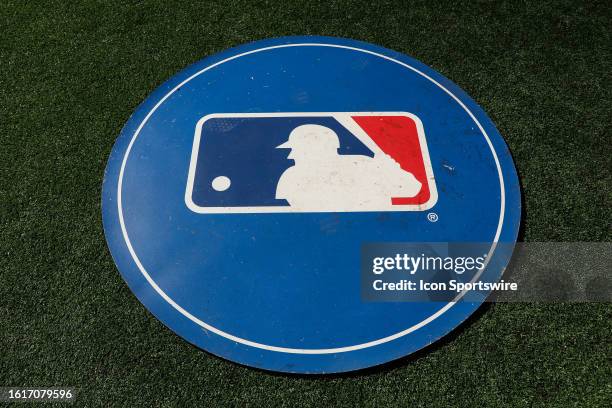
<box><xmin>185</xmin><ymin>112</ymin><xmax>438</xmax><ymax>213</ymax></box>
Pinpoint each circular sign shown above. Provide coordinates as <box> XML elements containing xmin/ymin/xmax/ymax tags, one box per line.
<box><xmin>102</xmin><ymin>36</ymin><xmax>521</xmax><ymax>373</ymax></box>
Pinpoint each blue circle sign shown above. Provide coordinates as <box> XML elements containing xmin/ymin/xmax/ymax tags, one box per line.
<box><xmin>102</xmin><ymin>36</ymin><xmax>521</xmax><ymax>373</ymax></box>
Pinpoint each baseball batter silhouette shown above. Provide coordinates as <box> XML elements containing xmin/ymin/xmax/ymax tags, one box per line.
<box><xmin>275</xmin><ymin>124</ymin><xmax>421</xmax><ymax>211</ymax></box>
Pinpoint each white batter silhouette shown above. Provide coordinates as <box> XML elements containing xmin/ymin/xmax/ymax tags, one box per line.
<box><xmin>275</xmin><ymin>124</ymin><xmax>421</xmax><ymax>211</ymax></box>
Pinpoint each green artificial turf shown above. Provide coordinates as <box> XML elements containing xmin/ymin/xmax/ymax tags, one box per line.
<box><xmin>1</xmin><ymin>0</ymin><xmax>611</xmax><ymax>406</ymax></box>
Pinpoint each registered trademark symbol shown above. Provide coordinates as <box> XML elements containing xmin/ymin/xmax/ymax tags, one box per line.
<box><xmin>427</xmin><ymin>212</ymin><xmax>438</xmax><ymax>222</ymax></box>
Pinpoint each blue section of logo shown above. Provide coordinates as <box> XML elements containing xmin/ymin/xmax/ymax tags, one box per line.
<box><xmin>102</xmin><ymin>36</ymin><xmax>521</xmax><ymax>374</ymax></box>
<box><xmin>193</xmin><ymin>116</ymin><xmax>371</xmax><ymax>207</ymax></box>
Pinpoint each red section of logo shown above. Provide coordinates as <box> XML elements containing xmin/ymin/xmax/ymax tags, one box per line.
<box><xmin>352</xmin><ymin>115</ymin><xmax>431</xmax><ymax>205</ymax></box>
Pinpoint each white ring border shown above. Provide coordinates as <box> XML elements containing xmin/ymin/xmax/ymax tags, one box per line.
<box><xmin>117</xmin><ymin>43</ymin><xmax>506</xmax><ymax>354</ymax></box>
